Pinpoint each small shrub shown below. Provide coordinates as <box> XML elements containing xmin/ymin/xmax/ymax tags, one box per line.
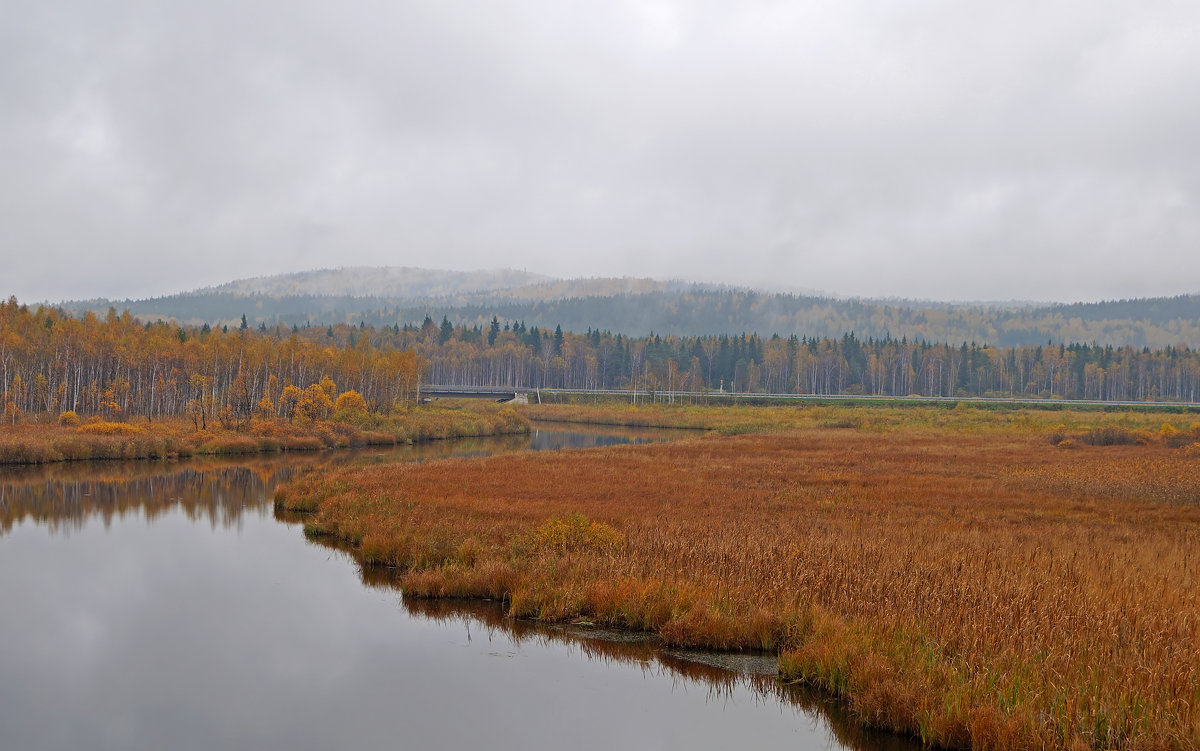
<box><xmin>1160</xmin><ymin>423</ymin><xmax>1193</xmax><ymax>448</ymax></box>
<box><xmin>58</xmin><ymin>410</ymin><xmax>81</xmax><ymax>426</ymax></box>
<box><xmin>513</xmin><ymin>513</ymin><xmax>623</xmax><ymax>558</ymax></box>
<box><xmin>78</xmin><ymin>421</ymin><xmax>141</xmax><ymax>436</ymax></box>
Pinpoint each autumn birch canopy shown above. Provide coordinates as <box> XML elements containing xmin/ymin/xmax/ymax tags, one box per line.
<box><xmin>0</xmin><ymin>298</ymin><xmax>420</xmax><ymax>423</ymax></box>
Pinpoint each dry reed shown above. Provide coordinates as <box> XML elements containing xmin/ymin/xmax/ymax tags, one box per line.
<box><xmin>277</xmin><ymin>406</ymin><xmax>1200</xmax><ymax>750</ymax></box>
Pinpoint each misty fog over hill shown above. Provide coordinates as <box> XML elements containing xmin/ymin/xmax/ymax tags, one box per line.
<box><xmin>55</xmin><ymin>267</ymin><xmax>1200</xmax><ymax>350</ymax></box>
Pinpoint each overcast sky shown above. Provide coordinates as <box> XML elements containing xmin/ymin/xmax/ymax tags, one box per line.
<box><xmin>3</xmin><ymin>0</ymin><xmax>1199</xmax><ymax>304</ymax></box>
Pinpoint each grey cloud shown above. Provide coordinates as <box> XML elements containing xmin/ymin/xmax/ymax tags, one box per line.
<box><xmin>2</xmin><ymin>0</ymin><xmax>1198</xmax><ymax>302</ymax></box>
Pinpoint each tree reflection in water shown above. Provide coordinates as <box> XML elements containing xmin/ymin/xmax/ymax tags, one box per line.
<box><xmin>0</xmin><ymin>436</ymin><xmax>532</xmax><ymax>536</ymax></box>
<box><xmin>0</xmin><ymin>425</ymin><xmax>677</xmax><ymax>536</ymax></box>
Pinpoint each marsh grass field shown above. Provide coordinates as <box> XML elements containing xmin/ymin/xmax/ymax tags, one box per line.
<box><xmin>275</xmin><ymin>402</ymin><xmax>1200</xmax><ymax>750</ymax></box>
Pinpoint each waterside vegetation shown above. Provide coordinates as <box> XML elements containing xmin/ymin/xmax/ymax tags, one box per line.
<box><xmin>276</xmin><ymin>403</ymin><xmax>1200</xmax><ymax>750</ymax></box>
<box><xmin>0</xmin><ymin>405</ymin><xmax>527</xmax><ymax>465</ymax></box>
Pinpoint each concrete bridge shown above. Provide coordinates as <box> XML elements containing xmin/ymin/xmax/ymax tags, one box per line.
<box><xmin>422</xmin><ymin>385</ymin><xmax>530</xmax><ymax>403</ymax></box>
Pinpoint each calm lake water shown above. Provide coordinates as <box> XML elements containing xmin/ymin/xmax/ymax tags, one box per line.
<box><xmin>0</xmin><ymin>426</ymin><xmax>917</xmax><ymax>751</ymax></box>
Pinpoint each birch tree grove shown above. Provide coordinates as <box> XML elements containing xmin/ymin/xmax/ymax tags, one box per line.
<box><xmin>0</xmin><ymin>299</ymin><xmax>420</xmax><ymax>423</ymax></box>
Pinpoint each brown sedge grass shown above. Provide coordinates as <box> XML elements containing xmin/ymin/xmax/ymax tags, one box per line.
<box><xmin>277</xmin><ymin>404</ymin><xmax>1200</xmax><ymax>750</ymax></box>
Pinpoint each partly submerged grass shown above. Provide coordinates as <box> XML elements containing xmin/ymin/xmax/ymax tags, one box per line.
<box><xmin>277</xmin><ymin>404</ymin><xmax>1200</xmax><ymax>750</ymax></box>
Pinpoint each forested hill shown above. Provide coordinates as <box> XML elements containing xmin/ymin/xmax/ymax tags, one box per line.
<box><xmin>54</xmin><ymin>268</ymin><xmax>1200</xmax><ymax>349</ymax></box>
<box><xmin>386</xmin><ymin>292</ymin><xmax>1200</xmax><ymax>349</ymax></box>
<box><xmin>1042</xmin><ymin>296</ymin><xmax>1200</xmax><ymax>324</ymax></box>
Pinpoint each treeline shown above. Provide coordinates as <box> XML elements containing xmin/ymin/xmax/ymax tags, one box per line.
<box><xmin>0</xmin><ymin>298</ymin><xmax>419</xmax><ymax>426</ymax></box>
<box><xmin>412</xmin><ymin>316</ymin><xmax>1200</xmax><ymax>403</ymax></box>
<box><xmin>4</xmin><ymin>299</ymin><xmax>1200</xmax><ymax>427</ymax></box>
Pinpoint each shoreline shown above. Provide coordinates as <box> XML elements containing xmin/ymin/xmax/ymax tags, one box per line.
<box><xmin>0</xmin><ymin>405</ymin><xmax>530</xmax><ymax>466</ymax></box>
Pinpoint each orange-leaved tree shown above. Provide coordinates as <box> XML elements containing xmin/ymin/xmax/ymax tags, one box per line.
<box><xmin>296</xmin><ymin>383</ymin><xmax>333</xmax><ymax>423</ymax></box>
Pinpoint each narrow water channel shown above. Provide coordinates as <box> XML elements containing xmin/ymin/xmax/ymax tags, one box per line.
<box><xmin>0</xmin><ymin>426</ymin><xmax>917</xmax><ymax>751</ymax></box>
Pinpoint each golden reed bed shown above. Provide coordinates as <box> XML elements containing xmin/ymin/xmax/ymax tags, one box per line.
<box><xmin>277</xmin><ymin>407</ymin><xmax>1200</xmax><ymax>750</ymax></box>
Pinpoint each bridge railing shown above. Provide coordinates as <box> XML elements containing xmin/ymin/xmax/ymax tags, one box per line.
<box><xmin>421</xmin><ymin>385</ymin><xmax>1200</xmax><ymax>410</ymax></box>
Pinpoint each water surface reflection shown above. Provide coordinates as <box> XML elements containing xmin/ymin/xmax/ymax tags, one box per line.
<box><xmin>0</xmin><ymin>426</ymin><xmax>917</xmax><ymax>751</ymax></box>
<box><xmin>0</xmin><ymin>425</ymin><xmax>675</xmax><ymax>536</ymax></box>
<box><xmin>338</xmin><ymin>576</ymin><xmax>920</xmax><ymax>751</ymax></box>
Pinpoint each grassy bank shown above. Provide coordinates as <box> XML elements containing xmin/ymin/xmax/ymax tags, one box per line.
<box><xmin>0</xmin><ymin>404</ymin><xmax>528</xmax><ymax>465</ymax></box>
<box><xmin>276</xmin><ymin>404</ymin><xmax>1199</xmax><ymax>749</ymax></box>
<box><xmin>519</xmin><ymin>400</ymin><xmax>1200</xmax><ymax>438</ymax></box>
